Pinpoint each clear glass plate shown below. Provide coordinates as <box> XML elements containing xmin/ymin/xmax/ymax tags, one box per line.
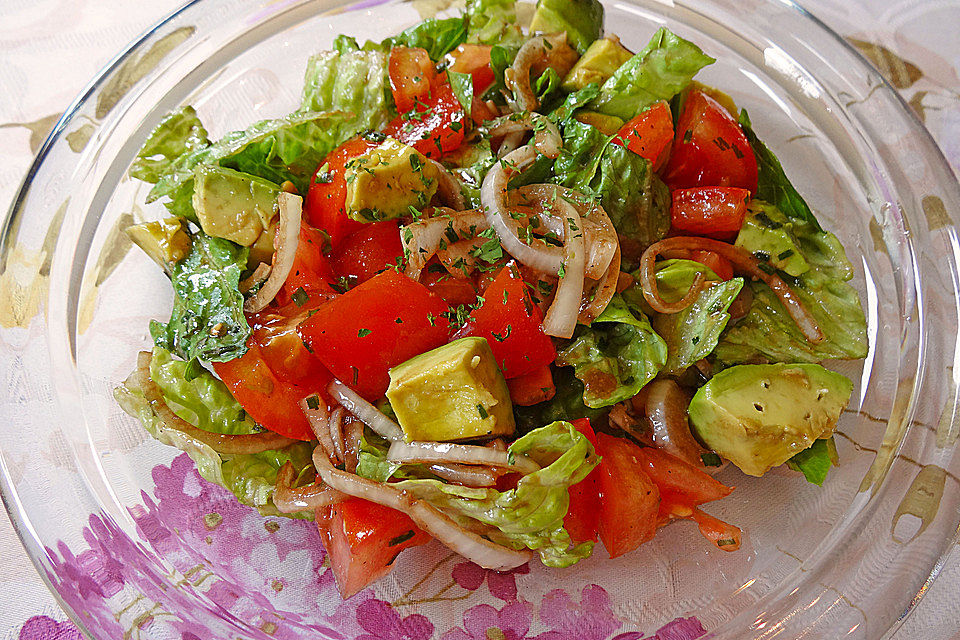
<box><xmin>2</xmin><ymin>0</ymin><xmax>960</xmax><ymax>638</ymax></box>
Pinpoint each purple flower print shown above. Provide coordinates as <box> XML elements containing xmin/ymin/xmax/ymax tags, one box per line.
<box><xmin>534</xmin><ymin>584</ymin><xmax>622</xmax><ymax>640</ymax></box>
<box><xmin>442</xmin><ymin>601</ymin><xmax>535</xmax><ymax>640</ymax></box>
<box><xmin>355</xmin><ymin>598</ymin><xmax>434</xmax><ymax>640</ymax></box>
<box><xmin>18</xmin><ymin>616</ymin><xmax>83</xmax><ymax>640</ymax></box>
<box><xmin>452</xmin><ymin>561</ymin><xmax>530</xmax><ymax>601</ymax></box>
<box><xmin>610</xmin><ymin>616</ymin><xmax>707</xmax><ymax>640</ymax></box>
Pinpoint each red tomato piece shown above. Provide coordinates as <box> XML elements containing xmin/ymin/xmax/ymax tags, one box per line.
<box><xmin>689</xmin><ymin>249</ymin><xmax>734</xmax><ymax>281</ymax></box>
<box><xmin>420</xmin><ymin>268</ymin><xmax>480</xmax><ymax>307</ymax></box>
<box><xmin>304</xmin><ymin>137</ymin><xmax>379</xmax><ymax>249</ymax></box>
<box><xmin>389</xmin><ymin>46</ymin><xmax>436</xmax><ymax>114</ymax></box>
<box><xmin>671</xmin><ymin>187</ymin><xmax>750</xmax><ymax>240</ymax></box>
<box><xmin>564</xmin><ymin>418</ymin><xmax>600</xmax><ymax>545</ymax></box>
<box><xmin>663</xmin><ymin>90</ymin><xmax>758</xmax><ymax>193</ymax></box>
<box><xmin>276</xmin><ymin>225</ymin><xmax>338</xmax><ymax>307</ymax></box>
<box><xmin>633</xmin><ymin>447</ymin><xmax>733</xmax><ymax>506</ymax></box>
<box><xmin>315</xmin><ymin>499</ymin><xmax>431</xmax><ymax>599</ymax></box>
<box><xmin>595</xmin><ymin>433</ymin><xmax>660</xmax><ymax>558</ymax></box>
<box><xmin>506</xmin><ymin>364</ymin><xmax>556</xmax><ymax>406</ymax></box>
<box><xmin>689</xmin><ymin>507</ymin><xmax>742</xmax><ymax>551</ymax></box>
<box><xmin>384</xmin><ymin>73</ymin><xmax>465</xmax><ymax>159</ymax></box>
<box><xmin>455</xmin><ymin>264</ymin><xmax>556</xmax><ymax>379</ymax></box>
<box><xmin>612</xmin><ymin>101</ymin><xmax>673</xmax><ymax>169</ymax></box>
<box><xmin>249</xmin><ymin>306</ymin><xmax>332</xmax><ymax>389</ymax></box>
<box><xmin>212</xmin><ymin>342</ymin><xmax>315</xmax><ymax>441</ymax></box>
<box><xmin>331</xmin><ymin>221</ymin><xmax>404</xmax><ymax>286</ymax></box>
<box><xmin>297</xmin><ymin>269</ymin><xmax>451</xmax><ymax>400</ymax></box>
<box><xmin>446</xmin><ymin>43</ymin><xmax>495</xmax><ymax>94</ymax></box>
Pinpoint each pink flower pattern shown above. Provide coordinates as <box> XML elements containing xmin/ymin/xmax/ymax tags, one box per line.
<box><xmin>452</xmin><ymin>561</ymin><xmax>531</xmax><ymax>601</ymax></box>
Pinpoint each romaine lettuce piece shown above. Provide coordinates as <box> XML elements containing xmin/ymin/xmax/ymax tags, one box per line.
<box><xmin>556</xmin><ymin>294</ymin><xmax>667</xmax><ymax>408</ymax></box>
<box><xmin>149</xmin><ymin>231</ymin><xmax>251</xmax><ymax>363</ymax></box>
<box><xmin>131</xmin><ymin>106</ymin><xmax>210</xmax><ymax>184</ymax></box>
<box><xmin>387</xmin><ymin>17</ymin><xmax>468</xmax><ymax>61</ymax></box>
<box><xmin>552</xmin><ymin>118</ymin><xmax>611</xmax><ymax>189</ymax></box>
<box><xmin>529</xmin><ymin>0</ymin><xmax>604</xmax><ymax>54</ymax></box>
<box><xmin>466</xmin><ymin>0</ymin><xmax>524</xmax><ymax>46</ymax></box>
<box><xmin>786</xmin><ymin>436</ymin><xmax>838</xmax><ymax>486</ymax></box>
<box><xmin>300</xmin><ymin>49</ymin><xmax>392</xmax><ymax>130</ymax></box>
<box><xmin>589</xmin><ymin>27</ymin><xmax>714</xmax><ymax>120</ymax></box>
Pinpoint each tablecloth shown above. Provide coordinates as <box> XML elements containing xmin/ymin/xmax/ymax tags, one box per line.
<box><xmin>1</xmin><ymin>0</ymin><xmax>958</xmax><ymax>638</ymax></box>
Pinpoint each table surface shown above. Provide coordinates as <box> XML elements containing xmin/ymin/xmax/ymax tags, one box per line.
<box><xmin>2</xmin><ymin>0</ymin><xmax>959</xmax><ymax>638</ymax></box>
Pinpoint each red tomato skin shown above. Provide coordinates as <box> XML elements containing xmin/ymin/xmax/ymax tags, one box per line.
<box><xmin>212</xmin><ymin>342</ymin><xmax>315</xmax><ymax>440</ymax></box>
<box><xmin>447</xmin><ymin>43</ymin><xmax>495</xmax><ymax>94</ymax></box>
<box><xmin>563</xmin><ymin>418</ymin><xmax>600</xmax><ymax>545</ymax></box>
<box><xmin>634</xmin><ymin>447</ymin><xmax>733</xmax><ymax>507</ymax></box>
<box><xmin>384</xmin><ymin>74</ymin><xmax>465</xmax><ymax>159</ymax></box>
<box><xmin>595</xmin><ymin>433</ymin><xmax>660</xmax><ymax>558</ymax></box>
<box><xmin>420</xmin><ymin>268</ymin><xmax>480</xmax><ymax>307</ymax></box>
<box><xmin>663</xmin><ymin>90</ymin><xmax>758</xmax><ymax>193</ymax></box>
<box><xmin>670</xmin><ymin>187</ymin><xmax>751</xmax><ymax>240</ymax></box>
<box><xmin>331</xmin><ymin>221</ymin><xmax>404</xmax><ymax>286</ymax></box>
<box><xmin>276</xmin><ymin>225</ymin><xmax>338</xmax><ymax>307</ymax></box>
<box><xmin>389</xmin><ymin>46</ymin><xmax>435</xmax><ymax>114</ymax></box>
<box><xmin>455</xmin><ymin>265</ymin><xmax>556</xmax><ymax>379</ymax></box>
<box><xmin>689</xmin><ymin>249</ymin><xmax>735</xmax><ymax>281</ymax></box>
<box><xmin>612</xmin><ymin>101</ymin><xmax>674</xmax><ymax>168</ymax></box>
<box><xmin>315</xmin><ymin>499</ymin><xmax>431</xmax><ymax>599</ymax></box>
<box><xmin>304</xmin><ymin>137</ymin><xmax>379</xmax><ymax>249</ymax></box>
<box><xmin>249</xmin><ymin>309</ymin><xmax>331</xmax><ymax>388</ymax></box>
<box><xmin>297</xmin><ymin>270</ymin><xmax>451</xmax><ymax>400</ymax></box>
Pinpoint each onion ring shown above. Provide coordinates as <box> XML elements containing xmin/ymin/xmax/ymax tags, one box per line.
<box><xmin>328</xmin><ymin>379</ymin><xmax>404</xmax><ymax>441</ymax></box>
<box><xmin>273</xmin><ymin>461</ymin><xmax>345</xmax><ymax>513</ymax></box>
<box><xmin>244</xmin><ymin>192</ymin><xmax>302</xmax><ymax>313</ymax></box>
<box><xmin>387</xmin><ymin>440</ymin><xmax>540</xmax><ymax>474</ymax></box>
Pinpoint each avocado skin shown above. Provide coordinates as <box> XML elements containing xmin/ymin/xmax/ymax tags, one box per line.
<box><xmin>386</xmin><ymin>337</ymin><xmax>516</xmax><ymax>442</ymax></box>
<box><xmin>192</xmin><ymin>164</ymin><xmax>280</xmax><ymax>246</ymax></box>
<box><xmin>688</xmin><ymin>363</ymin><xmax>853</xmax><ymax>477</ymax></box>
<box><xmin>530</xmin><ymin>0</ymin><xmax>604</xmax><ymax>54</ymax></box>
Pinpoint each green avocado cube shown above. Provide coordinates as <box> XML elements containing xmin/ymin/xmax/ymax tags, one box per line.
<box><xmin>344</xmin><ymin>138</ymin><xmax>439</xmax><ymax>222</ymax></box>
<box><xmin>386</xmin><ymin>337</ymin><xmax>515</xmax><ymax>442</ymax></box>
<box><xmin>688</xmin><ymin>363</ymin><xmax>853</xmax><ymax>477</ymax></box>
<box><xmin>530</xmin><ymin>0</ymin><xmax>604</xmax><ymax>54</ymax></box>
<box><xmin>126</xmin><ymin>217</ymin><xmax>192</xmax><ymax>267</ymax></box>
<box><xmin>192</xmin><ymin>164</ymin><xmax>280</xmax><ymax>246</ymax></box>
<box><xmin>562</xmin><ymin>36</ymin><xmax>634</xmax><ymax>92</ymax></box>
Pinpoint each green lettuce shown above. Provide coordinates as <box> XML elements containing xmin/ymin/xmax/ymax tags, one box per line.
<box><xmin>300</xmin><ymin>49</ymin><xmax>392</xmax><ymax>129</ymax></box>
<box><xmin>376</xmin><ymin>421</ymin><xmax>599</xmax><ymax>567</ymax></box>
<box><xmin>514</xmin><ymin>366</ymin><xmax>609</xmax><ymax>432</ymax></box>
<box><xmin>529</xmin><ymin>0</ymin><xmax>604</xmax><ymax>54</ymax></box>
<box><xmin>556</xmin><ymin>294</ymin><xmax>667</xmax><ymax>408</ymax></box>
<box><xmin>448</xmin><ymin>70</ymin><xmax>475</xmax><ymax>115</ymax></box>
<box><xmin>649</xmin><ymin>260</ymin><xmax>744</xmax><ymax>375</ymax></box>
<box><xmin>589</xmin><ymin>27</ymin><xmax>715</xmax><ymax>120</ymax></box>
<box><xmin>547</xmin><ymin>83</ymin><xmax>602</xmax><ymax>123</ymax></box>
<box><xmin>466</xmin><ymin>0</ymin><xmax>524</xmax><ymax>46</ymax></box>
<box><xmin>552</xmin><ymin>118</ymin><xmax>611</xmax><ymax>189</ymax></box>
<box><xmin>131</xmin><ymin>106</ymin><xmax>210</xmax><ymax>184</ymax></box>
<box><xmin>715</xmin><ymin>201</ymin><xmax>869</xmax><ymax>364</ymax></box>
<box><xmin>387</xmin><ymin>17</ymin><xmax>468</xmax><ymax>61</ymax></box>
<box><xmin>115</xmin><ymin>347</ymin><xmax>316</xmax><ymax>518</ymax></box>
<box><xmin>786</xmin><ymin>437</ymin><xmax>838</xmax><ymax>486</ymax></box>
<box><xmin>149</xmin><ymin>232</ymin><xmax>250</xmax><ymax>363</ymax></box>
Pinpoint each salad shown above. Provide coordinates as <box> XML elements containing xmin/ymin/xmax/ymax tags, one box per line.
<box><xmin>116</xmin><ymin>0</ymin><xmax>868</xmax><ymax>599</ymax></box>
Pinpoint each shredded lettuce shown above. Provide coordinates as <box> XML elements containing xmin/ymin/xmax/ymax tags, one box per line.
<box><xmin>466</xmin><ymin>0</ymin><xmax>524</xmax><ymax>46</ymax></box>
<box><xmin>556</xmin><ymin>294</ymin><xmax>667</xmax><ymax>408</ymax></box>
<box><xmin>149</xmin><ymin>232</ymin><xmax>251</xmax><ymax>363</ymax></box>
<box><xmin>300</xmin><ymin>49</ymin><xmax>392</xmax><ymax>129</ymax></box>
<box><xmin>589</xmin><ymin>27</ymin><xmax>715</xmax><ymax>120</ymax></box>
<box><xmin>364</xmin><ymin>421</ymin><xmax>599</xmax><ymax>567</ymax></box>
<box><xmin>130</xmin><ymin>106</ymin><xmax>210</xmax><ymax>185</ymax></box>
<box><xmin>715</xmin><ymin>201</ymin><xmax>869</xmax><ymax>364</ymax></box>
<box><xmin>115</xmin><ymin>348</ymin><xmax>315</xmax><ymax>518</ymax></box>
<box><xmin>786</xmin><ymin>437</ymin><xmax>838</xmax><ymax>486</ymax></box>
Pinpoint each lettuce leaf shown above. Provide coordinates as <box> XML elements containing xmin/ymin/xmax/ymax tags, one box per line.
<box><xmin>715</xmin><ymin>201</ymin><xmax>868</xmax><ymax>364</ymax></box>
<box><xmin>650</xmin><ymin>261</ymin><xmax>744</xmax><ymax>375</ymax></box>
<box><xmin>466</xmin><ymin>0</ymin><xmax>524</xmax><ymax>46</ymax></box>
<box><xmin>556</xmin><ymin>293</ymin><xmax>667</xmax><ymax>408</ymax></box>
<box><xmin>149</xmin><ymin>232</ymin><xmax>251</xmax><ymax>363</ymax></box>
<box><xmin>382</xmin><ymin>421</ymin><xmax>599</xmax><ymax>567</ymax></box>
<box><xmin>590</xmin><ymin>27</ymin><xmax>715</xmax><ymax>120</ymax></box>
<box><xmin>786</xmin><ymin>437</ymin><xmax>838</xmax><ymax>486</ymax></box>
<box><xmin>448</xmin><ymin>70</ymin><xmax>475</xmax><ymax>115</ymax></box>
<box><xmin>300</xmin><ymin>49</ymin><xmax>392</xmax><ymax>130</ymax></box>
<box><xmin>388</xmin><ymin>17</ymin><xmax>468</xmax><ymax>61</ymax></box>
<box><xmin>552</xmin><ymin>118</ymin><xmax>611</xmax><ymax>189</ymax></box>
<box><xmin>514</xmin><ymin>366</ymin><xmax>609</xmax><ymax>433</ymax></box>
<box><xmin>115</xmin><ymin>347</ymin><xmax>316</xmax><ymax>518</ymax></box>
<box><xmin>131</xmin><ymin>106</ymin><xmax>210</xmax><ymax>184</ymax></box>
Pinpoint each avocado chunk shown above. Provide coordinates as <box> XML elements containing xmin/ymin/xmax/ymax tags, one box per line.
<box><xmin>126</xmin><ymin>217</ymin><xmax>192</xmax><ymax>267</ymax></box>
<box><xmin>386</xmin><ymin>337</ymin><xmax>515</xmax><ymax>442</ymax></box>
<box><xmin>735</xmin><ymin>201</ymin><xmax>811</xmax><ymax>277</ymax></box>
<box><xmin>247</xmin><ymin>221</ymin><xmax>276</xmax><ymax>268</ymax></box>
<box><xmin>192</xmin><ymin>164</ymin><xmax>280</xmax><ymax>246</ymax></box>
<box><xmin>530</xmin><ymin>0</ymin><xmax>604</xmax><ymax>54</ymax></box>
<box><xmin>688</xmin><ymin>363</ymin><xmax>853</xmax><ymax>477</ymax></box>
<box><xmin>562</xmin><ymin>36</ymin><xmax>633</xmax><ymax>91</ymax></box>
<box><xmin>573</xmin><ymin>111</ymin><xmax>624</xmax><ymax>135</ymax></box>
<box><xmin>344</xmin><ymin>138</ymin><xmax>439</xmax><ymax>222</ymax></box>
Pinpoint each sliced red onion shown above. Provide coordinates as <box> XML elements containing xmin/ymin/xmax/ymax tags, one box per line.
<box><xmin>505</xmin><ymin>37</ymin><xmax>548</xmax><ymax>112</ymax></box>
<box><xmin>387</xmin><ymin>440</ymin><xmax>540</xmax><ymax>475</ymax></box>
<box><xmin>437</xmin><ymin>237</ymin><xmax>485</xmax><ymax>278</ymax></box>
<box><xmin>541</xmin><ymin>196</ymin><xmax>585</xmax><ymax>338</ymax></box>
<box><xmin>300</xmin><ymin>395</ymin><xmax>339</xmax><ymax>465</ymax></box>
<box><xmin>579</xmin><ymin>244</ymin><xmax>621</xmax><ymax>324</ymax></box>
<box><xmin>428</xmin><ymin>463</ymin><xmax>498</xmax><ymax>487</ymax></box>
<box><xmin>244</xmin><ymin>192</ymin><xmax>302</xmax><ymax>313</ymax></box>
<box><xmin>328</xmin><ymin>379</ymin><xmax>404</xmax><ymax>441</ymax></box>
<box><xmin>328</xmin><ymin>407</ymin><xmax>346</xmax><ymax>466</ymax></box>
<box><xmin>342</xmin><ymin>419</ymin><xmax>363</xmax><ymax>474</ymax></box>
<box><xmin>427</xmin><ymin>158</ymin><xmax>466</xmax><ymax>211</ymax></box>
<box><xmin>239</xmin><ymin>262</ymin><xmax>271</xmax><ymax>294</ymax></box>
<box><xmin>645</xmin><ymin>379</ymin><xmax>713</xmax><ymax>469</ymax></box>
<box><xmin>273</xmin><ymin>461</ymin><xmax>346</xmax><ymax>513</ymax></box>
<box><xmin>401</xmin><ymin>209</ymin><xmax>489</xmax><ymax>279</ymax></box>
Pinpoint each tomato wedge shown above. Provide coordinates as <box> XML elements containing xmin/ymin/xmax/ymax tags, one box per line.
<box><xmin>297</xmin><ymin>269</ymin><xmax>451</xmax><ymax>400</ymax></box>
<box><xmin>506</xmin><ymin>364</ymin><xmax>556</xmax><ymax>407</ymax></box>
<box><xmin>564</xmin><ymin>418</ymin><xmax>600</xmax><ymax>545</ymax></box>
<box><xmin>384</xmin><ymin>73</ymin><xmax>465</xmax><ymax>159</ymax></box>
<box><xmin>330</xmin><ymin>220</ymin><xmax>404</xmax><ymax>287</ymax></box>
<box><xmin>611</xmin><ymin>101</ymin><xmax>673</xmax><ymax>168</ymax></box>
<box><xmin>276</xmin><ymin>224</ymin><xmax>338</xmax><ymax>308</ymax></box>
<box><xmin>212</xmin><ymin>341</ymin><xmax>315</xmax><ymax>441</ymax></box>
<box><xmin>249</xmin><ymin>307</ymin><xmax>332</xmax><ymax>389</ymax></box>
<box><xmin>389</xmin><ymin>46</ymin><xmax>435</xmax><ymax>114</ymax></box>
<box><xmin>595</xmin><ymin>433</ymin><xmax>660</xmax><ymax>558</ymax></box>
<box><xmin>316</xmin><ymin>499</ymin><xmax>431</xmax><ymax>599</ymax></box>
<box><xmin>634</xmin><ymin>447</ymin><xmax>733</xmax><ymax>506</ymax></box>
<box><xmin>670</xmin><ymin>186</ymin><xmax>751</xmax><ymax>240</ymax></box>
<box><xmin>446</xmin><ymin>43</ymin><xmax>495</xmax><ymax>94</ymax></box>
<box><xmin>420</xmin><ymin>267</ymin><xmax>480</xmax><ymax>307</ymax></box>
<box><xmin>455</xmin><ymin>264</ymin><xmax>556</xmax><ymax>379</ymax></box>
<box><xmin>663</xmin><ymin>90</ymin><xmax>758</xmax><ymax>192</ymax></box>
<box><xmin>304</xmin><ymin>136</ymin><xmax>379</xmax><ymax>249</ymax></box>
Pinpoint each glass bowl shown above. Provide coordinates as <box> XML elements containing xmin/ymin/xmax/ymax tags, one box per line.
<box><xmin>2</xmin><ymin>0</ymin><xmax>960</xmax><ymax>638</ymax></box>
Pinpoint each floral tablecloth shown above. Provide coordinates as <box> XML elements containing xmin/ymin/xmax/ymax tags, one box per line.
<box><xmin>1</xmin><ymin>0</ymin><xmax>959</xmax><ymax>638</ymax></box>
